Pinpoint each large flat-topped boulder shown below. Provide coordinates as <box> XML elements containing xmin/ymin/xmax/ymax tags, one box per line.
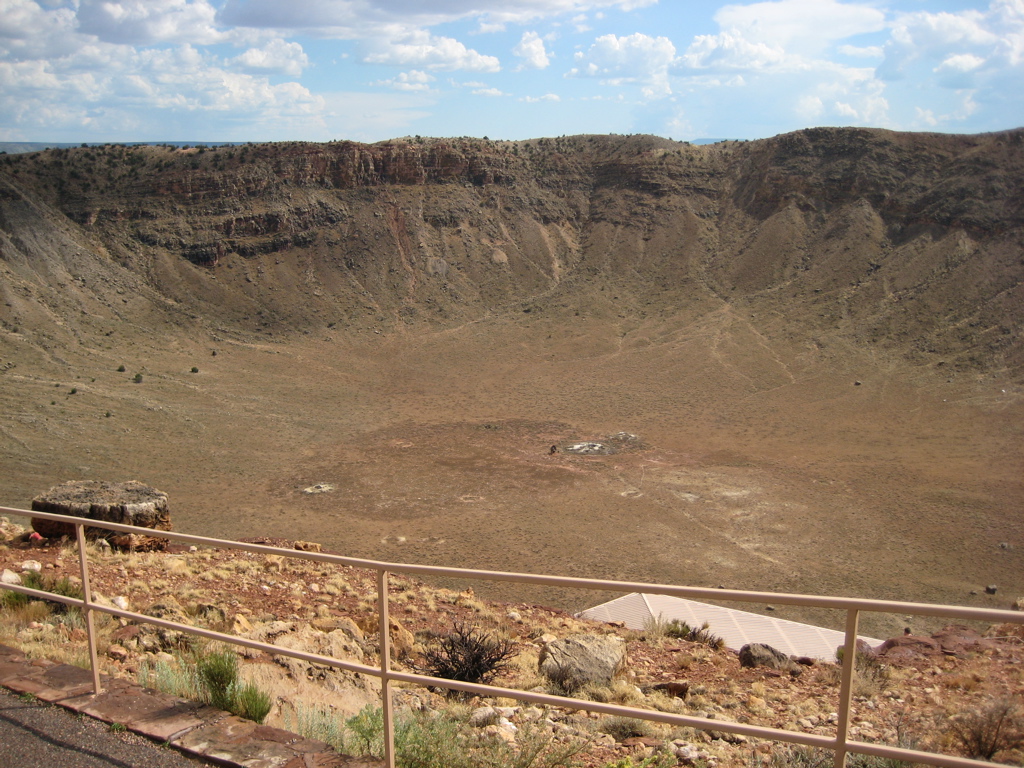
<box><xmin>31</xmin><ymin>480</ymin><xmax>172</xmax><ymax>543</ymax></box>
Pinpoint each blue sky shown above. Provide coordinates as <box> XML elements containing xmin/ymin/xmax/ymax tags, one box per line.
<box><xmin>0</xmin><ymin>0</ymin><xmax>1021</xmax><ymax>143</ymax></box>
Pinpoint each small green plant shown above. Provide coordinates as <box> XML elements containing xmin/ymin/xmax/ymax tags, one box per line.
<box><xmin>296</xmin><ymin>705</ymin><xmax>583</xmax><ymax>768</ymax></box>
<box><xmin>1</xmin><ymin>569</ymin><xmax>45</xmax><ymax>610</ymax></box>
<box><xmin>69</xmin><ymin>387</ymin><xmax>77</xmax><ymax>395</ymax></box>
<box><xmin>133</xmin><ymin>372</ymin><xmax>143</xmax><ymax>383</ymax></box>
<box><xmin>117</xmin><ymin>364</ymin><xmax>126</xmax><ymax>372</ymax></box>
<box><xmin>234</xmin><ymin>681</ymin><xmax>272</xmax><ymax>724</ymax></box>
<box><xmin>197</xmin><ymin>648</ymin><xmax>238</xmax><ymax>711</ymax></box>
<box><xmin>138</xmin><ymin>654</ymin><xmax>202</xmax><ymax>700</ymax></box>
<box><xmin>601</xmin><ymin>753</ymin><xmax>677</xmax><ymax>768</ymax></box>
<box><xmin>644</xmin><ymin>615</ymin><xmax>724</xmax><ymax>650</ymax></box>
<box><xmin>599</xmin><ymin>716</ymin><xmax>653</xmax><ymax>742</ymax></box>
<box><xmin>191</xmin><ymin>366</ymin><xmax>199</xmax><ymax>373</ymax></box>
<box><xmin>109</xmin><ymin>721</ymin><xmax>127</xmax><ymax>733</ymax></box>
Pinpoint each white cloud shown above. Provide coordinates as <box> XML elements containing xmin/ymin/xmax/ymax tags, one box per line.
<box><xmin>569</xmin><ymin>32</ymin><xmax>676</xmax><ymax>97</ymax></box>
<box><xmin>713</xmin><ymin>0</ymin><xmax>885</xmax><ymax>56</ymax></box>
<box><xmin>681</xmin><ymin>30</ymin><xmax>788</xmax><ymax>72</ymax></box>
<box><xmin>571</xmin><ymin>14</ymin><xmax>591</xmax><ymax>33</ymax></box>
<box><xmin>363</xmin><ymin>31</ymin><xmax>500</xmax><ymax>72</ymax></box>
<box><xmin>373</xmin><ymin>70</ymin><xmax>436</xmax><ymax>91</ymax></box>
<box><xmin>216</xmin><ymin>0</ymin><xmax>657</xmax><ymax>36</ymax></box>
<box><xmin>232</xmin><ymin>38</ymin><xmax>309</xmax><ymax>76</ymax></box>
<box><xmin>76</xmin><ymin>0</ymin><xmax>224</xmax><ymax>45</ymax></box>
<box><xmin>514</xmin><ymin>31</ymin><xmax>551</xmax><ymax>70</ymax></box>
<box><xmin>520</xmin><ymin>93</ymin><xmax>561</xmax><ymax>102</ymax></box>
<box><xmin>838</xmin><ymin>44</ymin><xmax>883</xmax><ymax>59</ymax></box>
<box><xmin>879</xmin><ymin>4</ymin><xmax>1014</xmax><ymax>82</ymax></box>
<box><xmin>472</xmin><ymin>87</ymin><xmax>507</xmax><ymax>96</ymax></box>
<box><xmin>0</xmin><ymin>0</ymin><xmax>81</xmax><ymax>59</ymax></box>
<box><xmin>936</xmin><ymin>52</ymin><xmax>986</xmax><ymax>73</ymax></box>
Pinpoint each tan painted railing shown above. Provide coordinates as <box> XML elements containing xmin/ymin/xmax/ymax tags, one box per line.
<box><xmin>1</xmin><ymin>506</ymin><xmax>1021</xmax><ymax>768</ymax></box>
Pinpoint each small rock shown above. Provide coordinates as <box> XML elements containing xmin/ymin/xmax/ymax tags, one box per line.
<box><xmin>107</xmin><ymin>644</ymin><xmax>129</xmax><ymax>661</ymax></box>
<box><xmin>507</xmin><ymin>610</ymin><xmax>522</xmax><ymax>622</ymax></box>
<box><xmin>112</xmin><ymin>596</ymin><xmax>130</xmax><ymax>611</ymax></box>
<box><xmin>469</xmin><ymin>707</ymin><xmax>498</xmax><ymax>727</ymax></box>
<box><xmin>1</xmin><ymin>569</ymin><xmax>21</xmax><ymax>585</ymax></box>
<box><xmin>985</xmin><ymin>584</ymin><xmax>997</xmax><ymax>595</ymax></box>
<box><xmin>482</xmin><ymin>723</ymin><xmax>516</xmax><ymax>743</ymax></box>
<box><xmin>593</xmin><ymin>733</ymin><xmax>617</xmax><ymax>748</ymax></box>
<box><xmin>20</xmin><ymin>560</ymin><xmax>42</xmax><ymax>573</ymax></box>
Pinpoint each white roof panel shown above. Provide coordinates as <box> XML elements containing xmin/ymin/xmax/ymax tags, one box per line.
<box><xmin>579</xmin><ymin>593</ymin><xmax>882</xmax><ymax>661</ymax></box>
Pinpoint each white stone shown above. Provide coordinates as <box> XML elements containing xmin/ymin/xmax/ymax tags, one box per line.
<box><xmin>112</xmin><ymin>596</ymin><xmax>130</xmax><ymax>611</ymax></box>
<box><xmin>1</xmin><ymin>569</ymin><xmax>21</xmax><ymax>585</ymax></box>
<box><xmin>469</xmin><ymin>707</ymin><xmax>498</xmax><ymax>727</ymax></box>
<box><xmin>20</xmin><ymin>560</ymin><xmax>42</xmax><ymax>573</ymax></box>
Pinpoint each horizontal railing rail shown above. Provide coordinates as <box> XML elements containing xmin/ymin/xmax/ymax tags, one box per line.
<box><xmin>1</xmin><ymin>506</ymin><xmax>1020</xmax><ymax>768</ymax></box>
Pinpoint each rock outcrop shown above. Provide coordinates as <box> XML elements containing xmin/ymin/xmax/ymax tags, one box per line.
<box><xmin>30</xmin><ymin>480</ymin><xmax>172</xmax><ymax>543</ymax></box>
<box><xmin>738</xmin><ymin>643</ymin><xmax>802</xmax><ymax>675</ymax></box>
<box><xmin>538</xmin><ymin>633</ymin><xmax>628</xmax><ymax>692</ymax></box>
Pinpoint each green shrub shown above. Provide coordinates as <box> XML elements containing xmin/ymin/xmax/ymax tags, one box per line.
<box><xmin>140</xmin><ymin>647</ymin><xmax>271</xmax><ymax>723</ymax></box>
<box><xmin>133</xmin><ymin>372</ymin><xmax>143</xmax><ymax>383</ymax></box>
<box><xmin>295</xmin><ymin>705</ymin><xmax>583</xmax><ymax>768</ymax></box>
<box><xmin>601</xmin><ymin>753</ymin><xmax>677</xmax><ymax>768</ymax></box>
<box><xmin>197</xmin><ymin>648</ymin><xmax>238</xmax><ymax>711</ymax></box>
<box><xmin>1</xmin><ymin>570</ymin><xmax>52</xmax><ymax>610</ymax></box>
<box><xmin>643</xmin><ymin>616</ymin><xmax>724</xmax><ymax>650</ymax></box>
<box><xmin>599</xmin><ymin>716</ymin><xmax>652</xmax><ymax>742</ymax></box>
<box><xmin>138</xmin><ymin>655</ymin><xmax>202</xmax><ymax>700</ymax></box>
<box><xmin>235</xmin><ymin>681</ymin><xmax>272</xmax><ymax>724</ymax></box>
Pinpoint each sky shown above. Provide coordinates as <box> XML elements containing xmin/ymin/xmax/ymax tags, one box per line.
<box><xmin>0</xmin><ymin>0</ymin><xmax>1021</xmax><ymax>144</ymax></box>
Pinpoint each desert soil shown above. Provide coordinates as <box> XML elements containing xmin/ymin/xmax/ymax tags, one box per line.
<box><xmin>1</xmin><ymin>307</ymin><xmax>1020</xmax><ymax>640</ymax></box>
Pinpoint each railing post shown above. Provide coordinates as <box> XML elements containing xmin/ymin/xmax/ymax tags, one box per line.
<box><xmin>75</xmin><ymin>523</ymin><xmax>102</xmax><ymax>696</ymax></box>
<box><xmin>377</xmin><ymin>569</ymin><xmax>396</xmax><ymax>768</ymax></box>
<box><xmin>833</xmin><ymin>608</ymin><xmax>860</xmax><ymax>768</ymax></box>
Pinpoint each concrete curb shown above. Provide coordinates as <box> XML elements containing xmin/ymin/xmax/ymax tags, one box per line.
<box><xmin>0</xmin><ymin>644</ymin><xmax>383</xmax><ymax>768</ymax></box>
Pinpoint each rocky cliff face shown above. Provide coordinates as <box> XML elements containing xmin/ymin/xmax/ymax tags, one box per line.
<box><xmin>1</xmin><ymin>128</ymin><xmax>1022</xmax><ymax>375</ymax></box>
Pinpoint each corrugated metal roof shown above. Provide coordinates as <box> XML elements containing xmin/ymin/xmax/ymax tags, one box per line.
<box><xmin>579</xmin><ymin>593</ymin><xmax>882</xmax><ymax>661</ymax></box>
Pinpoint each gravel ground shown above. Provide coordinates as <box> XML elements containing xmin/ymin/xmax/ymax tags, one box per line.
<box><xmin>0</xmin><ymin>688</ymin><xmax>218</xmax><ymax>768</ymax></box>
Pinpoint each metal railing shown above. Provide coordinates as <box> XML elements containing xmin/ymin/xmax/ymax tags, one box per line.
<box><xmin>1</xmin><ymin>505</ymin><xmax>1021</xmax><ymax>768</ymax></box>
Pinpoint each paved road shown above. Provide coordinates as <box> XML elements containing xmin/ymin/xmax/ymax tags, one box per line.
<box><xmin>0</xmin><ymin>688</ymin><xmax>218</xmax><ymax>768</ymax></box>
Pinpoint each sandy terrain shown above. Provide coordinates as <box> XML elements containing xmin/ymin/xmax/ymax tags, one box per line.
<box><xmin>2</xmin><ymin>307</ymin><xmax>1020</xmax><ymax>640</ymax></box>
